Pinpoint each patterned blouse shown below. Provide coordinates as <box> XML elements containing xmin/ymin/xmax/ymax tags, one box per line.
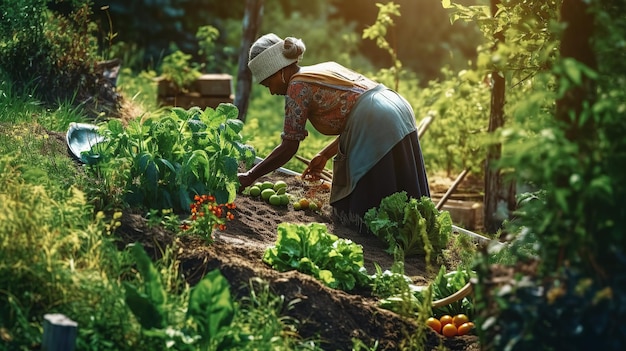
<box><xmin>281</xmin><ymin>62</ymin><xmax>378</xmax><ymax>141</ymax></box>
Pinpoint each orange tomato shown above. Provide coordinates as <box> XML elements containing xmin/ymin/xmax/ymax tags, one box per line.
<box><xmin>439</xmin><ymin>315</ymin><xmax>453</xmax><ymax>326</ymax></box>
<box><xmin>442</xmin><ymin>323</ymin><xmax>458</xmax><ymax>337</ymax></box>
<box><xmin>298</xmin><ymin>198</ymin><xmax>310</xmax><ymax>209</ymax></box>
<box><xmin>457</xmin><ymin>322</ymin><xmax>475</xmax><ymax>336</ymax></box>
<box><xmin>452</xmin><ymin>313</ymin><xmax>469</xmax><ymax>327</ymax></box>
<box><xmin>426</xmin><ymin>317</ymin><xmax>442</xmax><ymax>333</ymax></box>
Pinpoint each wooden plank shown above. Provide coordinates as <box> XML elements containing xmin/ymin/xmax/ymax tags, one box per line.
<box><xmin>156</xmin><ymin>74</ymin><xmax>233</xmax><ymax>97</ymax></box>
<box><xmin>157</xmin><ymin>94</ymin><xmax>234</xmax><ymax>109</ymax></box>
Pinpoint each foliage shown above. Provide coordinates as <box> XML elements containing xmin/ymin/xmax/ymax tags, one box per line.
<box><xmin>441</xmin><ymin>0</ymin><xmax>626</xmax><ymax>349</ymax></box>
<box><xmin>90</xmin><ymin>0</ymin><xmax>245</xmax><ymax>71</ymax></box>
<box><xmin>412</xmin><ymin>67</ymin><xmax>491</xmax><ymax>177</ymax></box>
<box><xmin>442</xmin><ymin>0</ymin><xmax>560</xmax><ymax>85</ymax></box>
<box><xmin>124</xmin><ymin>243</ymin><xmax>235</xmax><ymax>349</ymax></box>
<box><xmin>362</xmin><ymin>2</ymin><xmax>402</xmax><ymax>90</ymax></box>
<box><xmin>88</xmin><ymin>104</ymin><xmax>256</xmax><ymax>212</ymax></box>
<box><xmin>0</xmin><ymin>153</ymin><xmax>135</xmax><ymax>350</ymax></box>
<box><xmin>377</xmin><ymin>265</ymin><xmax>473</xmax><ymax>319</ymax></box>
<box><xmin>196</xmin><ymin>25</ymin><xmax>227</xmax><ymax>73</ymax></box>
<box><xmin>474</xmin><ymin>259</ymin><xmax>626</xmax><ymax>351</ymax></box>
<box><xmin>263</xmin><ymin>222</ymin><xmax>371</xmax><ymax>291</ymax></box>
<box><xmin>160</xmin><ymin>50</ymin><xmax>202</xmax><ymax>92</ymax></box>
<box><xmin>363</xmin><ymin>192</ymin><xmax>452</xmax><ymax>261</ymax></box>
<box><xmin>0</xmin><ymin>0</ymin><xmax>106</xmax><ymax>106</ymax></box>
<box><xmin>179</xmin><ymin>194</ymin><xmax>237</xmax><ymax>243</ymax></box>
<box><xmin>0</xmin><ymin>0</ymin><xmax>50</xmax><ymax>89</ymax></box>
<box><xmin>479</xmin><ymin>0</ymin><xmax>626</xmax><ymax>280</ymax></box>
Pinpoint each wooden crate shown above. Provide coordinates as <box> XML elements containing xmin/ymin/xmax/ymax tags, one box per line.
<box><xmin>156</xmin><ymin>73</ymin><xmax>234</xmax><ymax>109</ymax></box>
<box><xmin>434</xmin><ymin>198</ymin><xmax>484</xmax><ymax>231</ymax></box>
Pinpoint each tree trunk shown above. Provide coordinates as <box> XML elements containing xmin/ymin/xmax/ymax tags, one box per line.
<box><xmin>557</xmin><ymin>0</ymin><xmax>596</xmax><ymax>139</ymax></box>
<box><xmin>234</xmin><ymin>0</ymin><xmax>264</xmax><ymax>122</ymax></box>
<box><xmin>483</xmin><ymin>0</ymin><xmax>515</xmax><ymax>234</ymax></box>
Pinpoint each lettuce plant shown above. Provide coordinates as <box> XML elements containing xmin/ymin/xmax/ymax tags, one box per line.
<box><xmin>364</xmin><ymin>192</ymin><xmax>452</xmax><ymax>261</ymax></box>
<box><xmin>263</xmin><ymin>222</ymin><xmax>371</xmax><ymax>291</ymax></box>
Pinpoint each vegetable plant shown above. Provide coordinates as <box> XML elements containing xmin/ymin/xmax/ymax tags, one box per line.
<box><xmin>124</xmin><ymin>243</ymin><xmax>235</xmax><ymax>349</ymax></box>
<box><xmin>263</xmin><ymin>222</ymin><xmax>371</xmax><ymax>291</ymax></box>
<box><xmin>377</xmin><ymin>265</ymin><xmax>474</xmax><ymax>319</ymax></box>
<box><xmin>427</xmin><ymin>266</ymin><xmax>474</xmax><ymax>318</ymax></box>
<box><xmin>364</xmin><ymin>192</ymin><xmax>452</xmax><ymax>261</ymax></box>
<box><xmin>89</xmin><ymin>104</ymin><xmax>256</xmax><ymax>212</ymax></box>
<box><xmin>179</xmin><ymin>194</ymin><xmax>237</xmax><ymax>243</ymax></box>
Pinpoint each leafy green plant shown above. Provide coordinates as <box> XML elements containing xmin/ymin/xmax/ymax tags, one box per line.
<box><xmin>377</xmin><ymin>265</ymin><xmax>473</xmax><ymax>319</ymax></box>
<box><xmin>263</xmin><ymin>222</ymin><xmax>371</xmax><ymax>291</ymax></box>
<box><xmin>429</xmin><ymin>266</ymin><xmax>473</xmax><ymax>318</ymax></box>
<box><xmin>124</xmin><ymin>242</ymin><xmax>235</xmax><ymax>349</ymax></box>
<box><xmin>196</xmin><ymin>25</ymin><xmax>221</xmax><ymax>73</ymax></box>
<box><xmin>364</xmin><ymin>192</ymin><xmax>452</xmax><ymax>262</ymax></box>
<box><xmin>370</xmin><ymin>261</ymin><xmax>413</xmax><ymax>299</ymax></box>
<box><xmin>90</xmin><ymin>104</ymin><xmax>255</xmax><ymax>212</ymax></box>
<box><xmin>0</xmin><ymin>0</ymin><xmax>107</xmax><ymax>107</ymax></box>
<box><xmin>160</xmin><ymin>50</ymin><xmax>202</xmax><ymax>92</ymax></box>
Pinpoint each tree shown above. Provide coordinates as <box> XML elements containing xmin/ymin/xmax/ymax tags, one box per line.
<box><xmin>234</xmin><ymin>0</ymin><xmax>264</xmax><ymax>122</ymax></box>
<box><xmin>483</xmin><ymin>0</ymin><xmax>514</xmax><ymax>234</ymax></box>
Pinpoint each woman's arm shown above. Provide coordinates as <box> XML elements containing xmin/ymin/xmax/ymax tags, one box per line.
<box><xmin>318</xmin><ymin>136</ymin><xmax>339</xmax><ymax>159</ymax></box>
<box><xmin>238</xmin><ymin>138</ymin><xmax>300</xmax><ymax>190</ymax></box>
<box><xmin>301</xmin><ymin>137</ymin><xmax>339</xmax><ymax>180</ymax></box>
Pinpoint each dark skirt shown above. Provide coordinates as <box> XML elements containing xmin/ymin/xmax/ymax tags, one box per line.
<box><xmin>331</xmin><ymin>130</ymin><xmax>430</xmax><ymax>233</ymax></box>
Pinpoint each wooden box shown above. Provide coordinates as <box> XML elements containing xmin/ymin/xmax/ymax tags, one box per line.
<box><xmin>434</xmin><ymin>198</ymin><xmax>484</xmax><ymax>231</ymax></box>
<box><xmin>157</xmin><ymin>73</ymin><xmax>234</xmax><ymax>109</ymax></box>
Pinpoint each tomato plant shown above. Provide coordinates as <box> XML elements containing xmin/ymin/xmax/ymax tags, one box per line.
<box><xmin>180</xmin><ymin>194</ymin><xmax>236</xmax><ymax>243</ymax></box>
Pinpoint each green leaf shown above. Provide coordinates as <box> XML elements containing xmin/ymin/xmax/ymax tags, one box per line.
<box><xmin>187</xmin><ymin>270</ymin><xmax>234</xmax><ymax>341</ymax></box>
<box><xmin>123</xmin><ymin>243</ymin><xmax>167</xmax><ymax>330</ymax></box>
<box><xmin>130</xmin><ymin>243</ymin><xmax>166</xmax><ymax>306</ymax></box>
<box><xmin>123</xmin><ymin>282</ymin><xmax>166</xmax><ymax>330</ymax></box>
<box><xmin>263</xmin><ymin>223</ymin><xmax>368</xmax><ymax>291</ymax></box>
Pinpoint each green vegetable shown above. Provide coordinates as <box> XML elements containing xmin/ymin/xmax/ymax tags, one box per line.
<box><xmin>426</xmin><ymin>266</ymin><xmax>474</xmax><ymax>318</ymax></box>
<box><xmin>363</xmin><ymin>192</ymin><xmax>452</xmax><ymax>260</ymax></box>
<box><xmin>263</xmin><ymin>222</ymin><xmax>371</xmax><ymax>291</ymax></box>
<box><xmin>377</xmin><ymin>265</ymin><xmax>474</xmax><ymax>318</ymax></box>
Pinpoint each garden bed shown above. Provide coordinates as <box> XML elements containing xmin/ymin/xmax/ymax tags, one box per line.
<box><xmin>114</xmin><ymin>168</ymin><xmax>481</xmax><ymax>351</ymax></box>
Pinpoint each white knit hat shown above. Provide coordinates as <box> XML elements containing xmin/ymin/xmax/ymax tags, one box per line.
<box><xmin>248</xmin><ymin>38</ymin><xmax>300</xmax><ymax>83</ymax></box>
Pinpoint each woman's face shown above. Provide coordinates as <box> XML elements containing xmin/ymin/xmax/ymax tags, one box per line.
<box><xmin>261</xmin><ymin>70</ymin><xmax>288</xmax><ymax>95</ymax></box>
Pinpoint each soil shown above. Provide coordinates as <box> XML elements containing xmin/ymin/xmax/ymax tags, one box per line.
<box><xmin>112</xmin><ymin>169</ymin><xmax>481</xmax><ymax>351</ymax></box>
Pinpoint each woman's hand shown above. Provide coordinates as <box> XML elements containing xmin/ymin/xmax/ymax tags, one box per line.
<box><xmin>237</xmin><ymin>172</ymin><xmax>255</xmax><ymax>192</ymax></box>
<box><xmin>301</xmin><ymin>154</ymin><xmax>328</xmax><ymax>181</ymax></box>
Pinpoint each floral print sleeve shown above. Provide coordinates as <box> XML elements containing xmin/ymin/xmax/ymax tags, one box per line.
<box><xmin>281</xmin><ymin>81</ymin><xmax>364</xmax><ymax>141</ymax></box>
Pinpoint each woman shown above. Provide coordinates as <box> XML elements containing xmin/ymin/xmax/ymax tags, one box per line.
<box><xmin>238</xmin><ymin>33</ymin><xmax>430</xmax><ymax>231</ymax></box>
